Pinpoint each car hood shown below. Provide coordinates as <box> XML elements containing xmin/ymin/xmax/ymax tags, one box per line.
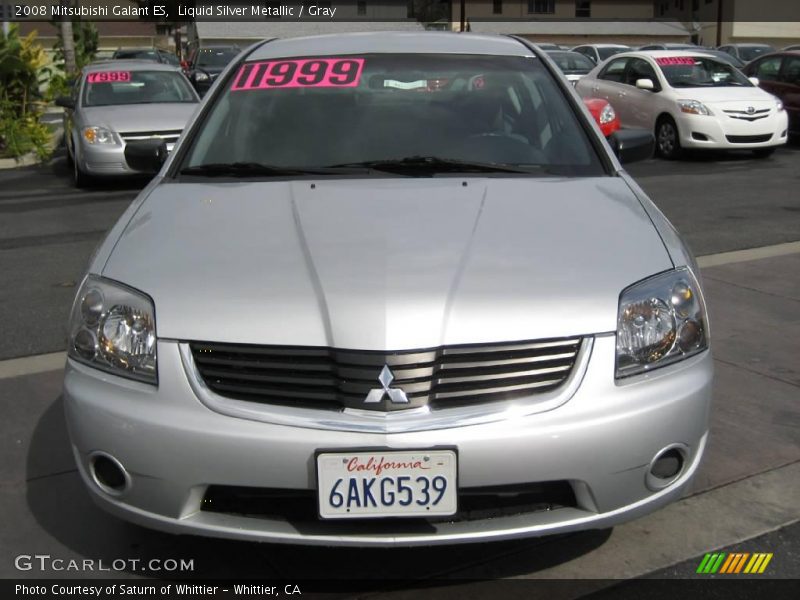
<box><xmin>669</xmin><ymin>86</ymin><xmax>775</xmax><ymax>106</ymax></box>
<box><xmin>102</xmin><ymin>178</ymin><xmax>673</xmax><ymax>350</ymax></box>
<box><xmin>80</xmin><ymin>103</ymin><xmax>198</xmax><ymax>132</ymax></box>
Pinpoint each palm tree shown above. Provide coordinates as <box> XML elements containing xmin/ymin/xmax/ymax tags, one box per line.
<box><xmin>59</xmin><ymin>7</ymin><xmax>76</xmax><ymax>75</ymax></box>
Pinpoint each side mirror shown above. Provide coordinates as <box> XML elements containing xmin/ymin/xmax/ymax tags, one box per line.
<box><xmin>55</xmin><ymin>96</ymin><xmax>75</xmax><ymax>109</ymax></box>
<box><xmin>635</xmin><ymin>78</ymin><xmax>655</xmax><ymax>91</ymax></box>
<box><xmin>610</xmin><ymin>129</ymin><xmax>654</xmax><ymax>164</ymax></box>
<box><xmin>124</xmin><ymin>140</ymin><xmax>167</xmax><ymax>174</ymax></box>
<box><xmin>748</xmin><ymin>77</ymin><xmax>760</xmax><ymax>86</ymax></box>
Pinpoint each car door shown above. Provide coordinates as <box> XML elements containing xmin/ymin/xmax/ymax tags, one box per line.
<box><xmin>591</xmin><ymin>57</ymin><xmax>631</xmax><ymax>122</ymax></box>
<box><xmin>620</xmin><ymin>58</ymin><xmax>661</xmax><ymax>130</ymax></box>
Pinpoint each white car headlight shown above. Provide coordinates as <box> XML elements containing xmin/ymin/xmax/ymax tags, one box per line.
<box><xmin>68</xmin><ymin>275</ymin><xmax>157</xmax><ymax>384</ymax></box>
<box><xmin>82</xmin><ymin>126</ymin><xmax>118</xmax><ymax>145</ymax></box>
<box><xmin>775</xmin><ymin>99</ymin><xmax>784</xmax><ymax>112</ymax></box>
<box><xmin>677</xmin><ymin>100</ymin><xmax>712</xmax><ymax>116</ymax></box>
<box><xmin>616</xmin><ymin>268</ymin><xmax>708</xmax><ymax>379</ymax></box>
<box><xmin>599</xmin><ymin>103</ymin><xmax>616</xmax><ymax>125</ymax></box>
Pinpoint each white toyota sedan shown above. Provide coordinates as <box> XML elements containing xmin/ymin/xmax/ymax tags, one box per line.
<box><xmin>576</xmin><ymin>51</ymin><xmax>788</xmax><ymax>159</ymax></box>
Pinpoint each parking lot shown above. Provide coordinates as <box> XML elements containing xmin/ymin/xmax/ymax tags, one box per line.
<box><xmin>1</xmin><ymin>141</ymin><xmax>799</xmax><ymax>592</ymax></box>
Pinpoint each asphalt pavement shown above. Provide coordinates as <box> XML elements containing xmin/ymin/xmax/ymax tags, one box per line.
<box><xmin>0</xmin><ymin>144</ymin><xmax>798</xmax><ymax>593</ymax></box>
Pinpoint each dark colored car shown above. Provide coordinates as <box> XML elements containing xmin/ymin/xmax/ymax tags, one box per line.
<box><xmin>718</xmin><ymin>43</ymin><xmax>775</xmax><ymax>63</ymax></box>
<box><xmin>545</xmin><ymin>50</ymin><xmax>596</xmax><ymax>85</ymax></box>
<box><xmin>183</xmin><ymin>46</ymin><xmax>241</xmax><ymax>95</ymax></box>
<box><xmin>743</xmin><ymin>51</ymin><xmax>800</xmax><ymax>135</ymax></box>
<box><xmin>112</xmin><ymin>48</ymin><xmax>180</xmax><ymax>66</ymax></box>
<box><xmin>694</xmin><ymin>49</ymin><xmax>745</xmax><ymax>69</ymax></box>
<box><xmin>637</xmin><ymin>43</ymin><xmax>698</xmax><ymax>51</ymax></box>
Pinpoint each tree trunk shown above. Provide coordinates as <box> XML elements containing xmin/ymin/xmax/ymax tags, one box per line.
<box><xmin>60</xmin><ymin>18</ymin><xmax>77</xmax><ymax>75</ymax></box>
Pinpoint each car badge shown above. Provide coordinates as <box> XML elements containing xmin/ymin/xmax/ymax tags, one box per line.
<box><xmin>746</xmin><ymin>106</ymin><xmax>756</xmax><ymax>114</ymax></box>
<box><xmin>365</xmin><ymin>365</ymin><xmax>409</xmax><ymax>404</ymax></box>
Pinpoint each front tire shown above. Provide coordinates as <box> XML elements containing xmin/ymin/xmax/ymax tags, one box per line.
<box><xmin>752</xmin><ymin>147</ymin><xmax>776</xmax><ymax>159</ymax></box>
<box><xmin>73</xmin><ymin>152</ymin><xmax>92</xmax><ymax>188</ymax></box>
<box><xmin>656</xmin><ymin>116</ymin><xmax>682</xmax><ymax>160</ymax></box>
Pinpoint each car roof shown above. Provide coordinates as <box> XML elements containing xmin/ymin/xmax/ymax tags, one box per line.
<box><xmin>607</xmin><ymin>50</ymin><xmax>732</xmax><ymax>64</ymax></box>
<box><xmin>248</xmin><ymin>32</ymin><xmax>534</xmax><ymax>61</ymax></box>
<box><xmin>577</xmin><ymin>44</ymin><xmax>630</xmax><ymax>48</ymax></box>
<box><xmin>726</xmin><ymin>43</ymin><xmax>774</xmax><ymax>47</ymax></box>
<box><xmin>83</xmin><ymin>60</ymin><xmax>181</xmax><ymax>73</ymax></box>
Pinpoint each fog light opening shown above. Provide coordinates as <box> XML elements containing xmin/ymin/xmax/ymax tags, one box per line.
<box><xmin>90</xmin><ymin>453</ymin><xmax>130</xmax><ymax>496</ymax></box>
<box><xmin>646</xmin><ymin>445</ymin><xmax>687</xmax><ymax>491</ymax></box>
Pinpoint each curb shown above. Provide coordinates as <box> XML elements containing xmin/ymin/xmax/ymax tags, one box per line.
<box><xmin>0</xmin><ymin>123</ymin><xmax>63</xmax><ymax>170</ymax></box>
<box><xmin>0</xmin><ymin>154</ymin><xmax>40</xmax><ymax>169</ymax></box>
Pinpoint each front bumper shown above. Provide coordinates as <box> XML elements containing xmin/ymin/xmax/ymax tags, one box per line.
<box><xmin>677</xmin><ymin>110</ymin><xmax>788</xmax><ymax>149</ymax></box>
<box><xmin>77</xmin><ymin>140</ymin><xmax>135</xmax><ymax>176</ymax></box>
<box><xmin>64</xmin><ymin>335</ymin><xmax>713</xmax><ymax>546</ymax></box>
<box><xmin>77</xmin><ymin>139</ymin><xmax>176</xmax><ymax>176</ymax></box>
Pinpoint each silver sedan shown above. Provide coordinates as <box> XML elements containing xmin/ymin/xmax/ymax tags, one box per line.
<box><xmin>56</xmin><ymin>60</ymin><xmax>199</xmax><ymax>187</ymax></box>
<box><xmin>63</xmin><ymin>33</ymin><xmax>712</xmax><ymax>546</ymax></box>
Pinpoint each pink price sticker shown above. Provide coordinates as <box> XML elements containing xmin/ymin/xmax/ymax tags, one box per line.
<box><xmin>655</xmin><ymin>57</ymin><xmax>697</xmax><ymax>66</ymax></box>
<box><xmin>87</xmin><ymin>71</ymin><xmax>131</xmax><ymax>83</ymax></box>
<box><xmin>231</xmin><ymin>58</ymin><xmax>365</xmax><ymax>91</ymax></box>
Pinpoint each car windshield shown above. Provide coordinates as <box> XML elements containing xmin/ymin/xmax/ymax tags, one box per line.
<box><xmin>82</xmin><ymin>70</ymin><xmax>197</xmax><ymax>106</ymax></box>
<box><xmin>180</xmin><ymin>53</ymin><xmax>604</xmax><ymax>177</ymax></box>
<box><xmin>197</xmin><ymin>49</ymin><xmax>239</xmax><ymax>67</ymax></box>
<box><xmin>114</xmin><ymin>50</ymin><xmax>158</xmax><ymax>60</ymax></box>
<box><xmin>548</xmin><ymin>52</ymin><xmax>595</xmax><ymax>73</ymax></box>
<box><xmin>657</xmin><ymin>56</ymin><xmax>753</xmax><ymax>88</ymax></box>
<box><xmin>738</xmin><ymin>46</ymin><xmax>774</xmax><ymax>62</ymax></box>
<box><xmin>598</xmin><ymin>47</ymin><xmax>628</xmax><ymax>60</ymax></box>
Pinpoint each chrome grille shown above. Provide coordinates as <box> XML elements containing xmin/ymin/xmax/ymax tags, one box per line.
<box><xmin>120</xmin><ymin>129</ymin><xmax>182</xmax><ymax>144</ymax></box>
<box><xmin>723</xmin><ymin>108</ymin><xmax>770</xmax><ymax>122</ymax></box>
<box><xmin>189</xmin><ymin>338</ymin><xmax>582</xmax><ymax>412</ymax></box>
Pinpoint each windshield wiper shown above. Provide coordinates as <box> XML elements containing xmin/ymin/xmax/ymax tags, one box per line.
<box><xmin>326</xmin><ymin>156</ymin><xmax>538</xmax><ymax>176</ymax></box>
<box><xmin>179</xmin><ymin>162</ymin><xmax>344</xmax><ymax>177</ymax></box>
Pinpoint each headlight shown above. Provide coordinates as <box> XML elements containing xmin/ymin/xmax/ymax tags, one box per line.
<box><xmin>82</xmin><ymin>126</ymin><xmax>118</xmax><ymax>145</ymax></box>
<box><xmin>195</xmin><ymin>71</ymin><xmax>210</xmax><ymax>82</ymax></box>
<box><xmin>616</xmin><ymin>268</ymin><xmax>708</xmax><ymax>379</ymax></box>
<box><xmin>775</xmin><ymin>99</ymin><xmax>784</xmax><ymax>112</ymax></box>
<box><xmin>599</xmin><ymin>103</ymin><xmax>616</xmax><ymax>125</ymax></box>
<box><xmin>68</xmin><ymin>275</ymin><xmax>157</xmax><ymax>384</ymax></box>
<box><xmin>677</xmin><ymin>100</ymin><xmax>712</xmax><ymax>116</ymax></box>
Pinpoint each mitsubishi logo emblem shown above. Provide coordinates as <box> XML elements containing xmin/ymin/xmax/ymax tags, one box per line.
<box><xmin>365</xmin><ymin>365</ymin><xmax>409</xmax><ymax>404</ymax></box>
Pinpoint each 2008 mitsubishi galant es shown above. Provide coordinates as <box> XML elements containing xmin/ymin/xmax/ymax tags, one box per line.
<box><xmin>63</xmin><ymin>33</ymin><xmax>712</xmax><ymax>546</ymax></box>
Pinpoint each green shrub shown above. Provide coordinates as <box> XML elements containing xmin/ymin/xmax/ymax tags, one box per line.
<box><xmin>0</xmin><ymin>26</ymin><xmax>51</xmax><ymax>160</ymax></box>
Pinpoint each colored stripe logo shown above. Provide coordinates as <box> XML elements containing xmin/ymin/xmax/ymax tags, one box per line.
<box><xmin>696</xmin><ymin>552</ymin><xmax>773</xmax><ymax>574</ymax></box>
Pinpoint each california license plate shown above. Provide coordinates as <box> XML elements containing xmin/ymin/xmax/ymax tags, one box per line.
<box><xmin>316</xmin><ymin>449</ymin><xmax>457</xmax><ymax>519</ymax></box>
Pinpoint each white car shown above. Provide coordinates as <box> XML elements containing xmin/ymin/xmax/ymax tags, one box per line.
<box><xmin>576</xmin><ymin>51</ymin><xmax>788</xmax><ymax>159</ymax></box>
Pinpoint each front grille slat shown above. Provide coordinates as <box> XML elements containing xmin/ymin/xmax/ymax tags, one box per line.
<box><xmin>190</xmin><ymin>337</ymin><xmax>581</xmax><ymax>412</ymax></box>
<box><xmin>725</xmin><ymin>134</ymin><xmax>773</xmax><ymax>143</ymax></box>
<box><xmin>120</xmin><ymin>129</ymin><xmax>182</xmax><ymax>142</ymax></box>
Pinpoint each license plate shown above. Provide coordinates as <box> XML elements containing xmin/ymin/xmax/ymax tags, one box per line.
<box><xmin>316</xmin><ymin>449</ymin><xmax>457</xmax><ymax>519</ymax></box>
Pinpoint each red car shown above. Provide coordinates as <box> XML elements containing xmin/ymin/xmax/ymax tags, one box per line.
<box><xmin>743</xmin><ymin>51</ymin><xmax>800</xmax><ymax>136</ymax></box>
<box><xmin>583</xmin><ymin>98</ymin><xmax>621</xmax><ymax>138</ymax></box>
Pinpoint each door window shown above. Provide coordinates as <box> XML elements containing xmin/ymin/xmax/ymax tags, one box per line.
<box><xmin>625</xmin><ymin>58</ymin><xmax>659</xmax><ymax>89</ymax></box>
<box><xmin>782</xmin><ymin>56</ymin><xmax>800</xmax><ymax>85</ymax></box>
<box><xmin>598</xmin><ymin>58</ymin><xmax>629</xmax><ymax>83</ymax></box>
<box><xmin>754</xmin><ymin>56</ymin><xmax>783</xmax><ymax>82</ymax></box>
